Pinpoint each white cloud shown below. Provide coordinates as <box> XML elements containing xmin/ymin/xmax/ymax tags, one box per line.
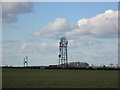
<box><xmin>39</xmin><ymin>42</ymin><xmax>58</xmax><ymax>53</ymax></box>
<box><xmin>40</xmin><ymin>42</ymin><xmax>48</xmax><ymax>48</ymax></box>
<box><xmin>90</xmin><ymin>49</ymin><xmax>117</xmax><ymax>58</ymax></box>
<box><xmin>86</xmin><ymin>48</ymin><xmax>118</xmax><ymax>65</ymax></box>
<box><xmin>33</xmin><ymin>18</ymin><xmax>77</xmax><ymax>39</ymax></box>
<box><xmin>33</xmin><ymin>10</ymin><xmax>118</xmax><ymax>39</ymax></box>
<box><xmin>20</xmin><ymin>43</ymin><xmax>28</xmax><ymax>49</ymax></box>
<box><xmin>69</xmin><ymin>36</ymin><xmax>96</xmax><ymax>47</ymax></box>
<box><xmin>68</xmin><ymin>10</ymin><xmax>118</xmax><ymax>38</ymax></box>
<box><xmin>40</xmin><ymin>42</ymin><xmax>58</xmax><ymax>48</ymax></box>
<box><xmin>1</xmin><ymin>2</ymin><xmax>33</xmax><ymax>23</ymax></box>
<box><xmin>77</xmin><ymin>19</ymin><xmax>87</xmax><ymax>26</ymax></box>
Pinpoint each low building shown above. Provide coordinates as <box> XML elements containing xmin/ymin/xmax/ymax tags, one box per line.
<box><xmin>68</xmin><ymin>62</ymin><xmax>89</xmax><ymax>68</ymax></box>
<box><xmin>49</xmin><ymin>65</ymin><xmax>58</xmax><ymax>68</ymax></box>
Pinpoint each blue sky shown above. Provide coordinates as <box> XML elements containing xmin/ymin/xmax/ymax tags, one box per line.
<box><xmin>3</xmin><ymin>2</ymin><xmax>118</xmax><ymax>40</ymax></box>
<box><xmin>2</xmin><ymin>2</ymin><xmax>118</xmax><ymax>66</ymax></box>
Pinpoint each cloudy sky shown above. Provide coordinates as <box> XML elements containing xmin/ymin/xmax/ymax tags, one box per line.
<box><xmin>2</xmin><ymin>2</ymin><xmax>118</xmax><ymax>66</ymax></box>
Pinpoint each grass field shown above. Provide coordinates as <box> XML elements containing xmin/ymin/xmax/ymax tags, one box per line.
<box><xmin>2</xmin><ymin>68</ymin><xmax>118</xmax><ymax>88</ymax></box>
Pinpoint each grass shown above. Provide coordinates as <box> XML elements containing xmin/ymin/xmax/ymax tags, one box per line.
<box><xmin>2</xmin><ymin>68</ymin><xmax>118</xmax><ymax>88</ymax></box>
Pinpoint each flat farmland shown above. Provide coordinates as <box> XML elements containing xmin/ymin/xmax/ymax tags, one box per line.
<box><xmin>2</xmin><ymin>68</ymin><xmax>118</xmax><ymax>88</ymax></box>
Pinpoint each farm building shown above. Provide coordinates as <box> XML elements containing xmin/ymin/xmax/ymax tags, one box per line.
<box><xmin>68</xmin><ymin>62</ymin><xmax>89</xmax><ymax>68</ymax></box>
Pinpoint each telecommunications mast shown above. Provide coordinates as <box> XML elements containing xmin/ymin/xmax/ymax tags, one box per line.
<box><xmin>24</xmin><ymin>56</ymin><xmax>28</xmax><ymax>67</ymax></box>
<box><xmin>58</xmin><ymin>36</ymin><xmax>68</xmax><ymax>67</ymax></box>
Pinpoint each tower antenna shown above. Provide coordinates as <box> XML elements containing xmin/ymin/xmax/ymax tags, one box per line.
<box><xmin>24</xmin><ymin>56</ymin><xmax>28</xmax><ymax>67</ymax></box>
<box><xmin>58</xmin><ymin>36</ymin><xmax>68</xmax><ymax>67</ymax></box>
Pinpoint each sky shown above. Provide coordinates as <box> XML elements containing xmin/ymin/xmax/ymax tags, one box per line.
<box><xmin>1</xmin><ymin>2</ymin><xmax>119</xmax><ymax>66</ymax></box>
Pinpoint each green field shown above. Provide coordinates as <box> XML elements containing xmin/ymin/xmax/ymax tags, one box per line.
<box><xmin>2</xmin><ymin>68</ymin><xmax>118</xmax><ymax>88</ymax></box>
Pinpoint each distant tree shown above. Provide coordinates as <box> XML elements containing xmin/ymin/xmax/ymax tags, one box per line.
<box><xmin>103</xmin><ymin>65</ymin><xmax>106</xmax><ymax>68</ymax></box>
<box><xmin>110</xmin><ymin>63</ymin><xmax>113</xmax><ymax>67</ymax></box>
<box><xmin>91</xmin><ymin>64</ymin><xmax>94</xmax><ymax>67</ymax></box>
<box><xmin>116</xmin><ymin>64</ymin><xmax>119</xmax><ymax>67</ymax></box>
